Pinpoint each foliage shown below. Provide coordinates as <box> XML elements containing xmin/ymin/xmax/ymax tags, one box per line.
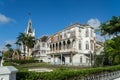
<box><xmin>5</xmin><ymin>43</ymin><xmax>12</xmax><ymax>49</ymax></box>
<box><xmin>3</xmin><ymin>49</ymin><xmax>14</xmax><ymax>59</ymax></box>
<box><xmin>17</xmin><ymin>32</ymin><xmax>35</xmax><ymax>57</ymax></box>
<box><xmin>3</xmin><ymin>60</ymin><xmax>120</xmax><ymax>80</ymax></box>
<box><xmin>114</xmin><ymin>55</ymin><xmax>120</xmax><ymax>65</ymax></box>
<box><xmin>98</xmin><ymin>16</ymin><xmax>120</xmax><ymax>66</ymax></box>
<box><xmin>16</xmin><ymin>65</ymin><xmax>120</xmax><ymax>80</ymax></box>
<box><xmin>10</xmin><ymin>59</ymin><xmax>38</xmax><ymax>65</ymax></box>
<box><xmin>99</xmin><ymin>16</ymin><xmax>120</xmax><ymax>37</ymax></box>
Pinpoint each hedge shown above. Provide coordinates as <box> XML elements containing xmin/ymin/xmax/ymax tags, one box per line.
<box><xmin>5</xmin><ymin>59</ymin><xmax>38</xmax><ymax>64</ymax></box>
<box><xmin>16</xmin><ymin>65</ymin><xmax>120</xmax><ymax>80</ymax></box>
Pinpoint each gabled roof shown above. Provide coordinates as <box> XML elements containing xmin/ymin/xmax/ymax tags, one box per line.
<box><xmin>38</xmin><ymin>36</ymin><xmax>49</xmax><ymax>42</ymax></box>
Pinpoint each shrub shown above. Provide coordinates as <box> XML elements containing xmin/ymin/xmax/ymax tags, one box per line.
<box><xmin>16</xmin><ymin>65</ymin><xmax>120</xmax><ymax>80</ymax></box>
<box><xmin>10</xmin><ymin>59</ymin><xmax>38</xmax><ymax>64</ymax></box>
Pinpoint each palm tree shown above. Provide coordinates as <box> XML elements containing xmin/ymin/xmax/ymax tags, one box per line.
<box><xmin>26</xmin><ymin>35</ymin><xmax>35</xmax><ymax>57</ymax></box>
<box><xmin>5</xmin><ymin>43</ymin><xmax>12</xmax><ymax>50</ymax></box>
<box><xmin>17</xmin><ymin>33</ymin><xmax>28</xmax><ymax>56</ymax></box>
<box><xmin>5</xmin><ymin>43</ymin><xmax>13</xmax><ymax>59</ymax></box>
<box><xmin>15</xmin><ymin>41</ymin><xmax>21</xmax><ymax>50</ymax></box>
<box><xmin>17</xmin><ymin>32</ymin><xmax>35</xmax><ymax>58</ymax></box>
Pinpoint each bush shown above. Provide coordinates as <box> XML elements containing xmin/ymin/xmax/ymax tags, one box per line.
<box><xmin>10</xmin><ymin>59</ymin><xmax>38</xmax><ymax>64</ymax></box>
<box><xmin>16</xmin><ymin>65</ymin><xmax>120</xmax><ymax>80</ymax></box>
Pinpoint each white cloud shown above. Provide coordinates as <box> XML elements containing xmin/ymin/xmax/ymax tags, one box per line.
<box><xmin>87</xmin><ymin>18</ymin><xmax>100</xmax><ymax>29</ymax></box>
<box><xmin>0</xmin><ymin>13</ymin><xmax>15</xmax><ymax>24</ymax></box>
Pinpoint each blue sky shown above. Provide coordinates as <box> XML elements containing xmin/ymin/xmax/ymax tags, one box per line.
<box><xmin>0</xmin><ymin>0</ymin><xmax>120</xmax><ymax>51</ymax></box>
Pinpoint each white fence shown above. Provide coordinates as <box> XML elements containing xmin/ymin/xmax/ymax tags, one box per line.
<box><xmin>78</xmin><ymin>71</ymin><xmax>120</xmax><ymax>80</ymax></box>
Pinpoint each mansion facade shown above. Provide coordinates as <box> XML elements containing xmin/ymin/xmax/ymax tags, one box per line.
<box><xmin>33</xmin><ymin>36</ymin><xmax>50</xmax><ymax>62</ymax></box>
<box><xmin>22</xmin><ymin>19</ymin><xmax>100</xmax><ymax>66</ymax></box>
<box><xmin>48</xmin><ymin>23</ymin><xmax>96</xmax><ymax>66</ymax></box>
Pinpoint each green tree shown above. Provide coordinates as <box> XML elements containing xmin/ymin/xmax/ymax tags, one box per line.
<box><xmin>99</xmin><ymin>16</ymin><xmax>120</xmax><ymax>37</ymax></box>
<box><xmin>17</xmin><ymin>33</ymin><xmax>35</xmax><ymax>57</ymax></box>
<box><xmin>5</xmin><ymin>43</ymin><xmax>12</xmax><ymax>50</ymax></box>
<box><xmin>114</xmin><ymin>55</ymin><xmax>120</xmax><ymax>65</ymax></box>
<box><xmin>98</xmin><ymin>16</ymin><xmax>120</xmax><ymax>66</ymax></box>
<box><xmin>26</xmin><ymin>35</ymin><xmax>35</xmax><ymax>56</ymax></box>
<box><xmin>17</xmin><ymin>33</ymin><xmax>28</xmax><ymax>56</ymax></box>
<box><xmin>4</xmin><ymin>43</ymin><xmax>14</xmax><ymax>59</ymax></box>
<box><xmin>15</xmin><ymin>41</ymin><xmax>21</xmax><ymax>50</ymax></box>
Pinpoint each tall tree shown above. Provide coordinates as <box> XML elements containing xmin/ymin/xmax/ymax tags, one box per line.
<box><xmin>5</xmin><ymin>43</ymin><xmax>12</xmax><ymax>50</ymax></box>
<box><xmin>17</xmin><ymin>33</ymin><xmax>28</xmax><ymax>56</ymax></box>
<box><xmin>5</xmin><ymin>43</ymin><xmax>13</xmax><ymax>59</ymax></box>
<box><xmin>26</xmin><ymin>35</ymin><xmax>35</xmax><ymax>56</ymax></box>
<box><xmin>100</xmin><ymin>16</ymin><xmax>120</xmax><ymax>37</ymax></box>
<box><xmin>17</xmin><ymin>33</ymin><xmax>35</xmax><ymax>57</ymax></box>
<box><xmin>15</xmin><ymin>41</ymin><xmax>21</xmax><ymax>50</ymax></box>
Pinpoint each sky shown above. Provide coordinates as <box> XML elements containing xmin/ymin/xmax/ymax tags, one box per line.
<box><xmin>0</xmin><ymin>0</ymin><xmax>120</xmax><ymax>51</ymax></box>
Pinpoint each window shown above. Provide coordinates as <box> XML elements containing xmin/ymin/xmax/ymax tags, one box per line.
<box><xmin>91</xmin><ymin>29</ymin><xmax>93</xmax><ymax>37</ymax></box>
<box><xmin>80</xmin><ymin>56</ymin><xmax>82</xmax><ymax>63</ymax></box>
<box><xmin>42</xmin><ymin>43</ymin><xmax>45</xmax><ymax>47</ymax></box>
<box><xmin>47</xmin><ymin>43</ymin><xmax>49</xmax><ymax>48</ymax></box>
<box><xmin>37</xmin><ymin>45</ymin><xmax>40</xmax><ymax>49</ymax></box>
<box><xmin>60</xmin><ymin>35</ymin><xmax>62</xmax><ymax>39</ymax></box>
<box><xmin>86</xmin><ymin>28</ymin><xmax>89</xmax><ymax>37</ymax></box>
<box><xmin>91</xmin><ymin>42</ymin><xmax>93</xmax><ymax>50</ymax></box>
<box><xmin>86</xmin><ymin>58</ymin><xmax>88</xmax><ymax>63</ymax></box>
<box><xmin>79</xmin><ymin>41</ymin><xmax>81</xmax><ymax>50</ymax></box>
<box><xmin>55</xmin><ymin>35</ymin><xmax>58</xmax><ymax>41</ymax></box>
<box><xmin>86</xmin><ymin>41</ymin><xmax>89</xmax><ymax>50</ymax></box>
<box><xmin>64</xmin><ymin>33</ymin><xmax>67</xmax><ymax>38</ymax></box>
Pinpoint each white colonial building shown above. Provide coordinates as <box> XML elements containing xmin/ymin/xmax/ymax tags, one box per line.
<box><xmin>48</xmin><ymin>23</ymin><xmax>96</xmax><ymax>66</ymax></box>
<box><xmin>33</xmin><ymin>36</ymin><xmax>50</xmax><ymax>62</ymax></box>
<box><xmin>21</xmin><ymin>19</ymin><xmax>35</xmax><ymax>57</ymax></box>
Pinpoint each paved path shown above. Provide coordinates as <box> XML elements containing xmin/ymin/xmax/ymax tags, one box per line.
<box><xmin>29</xmin><ymin>68</ymin><xmax>53</xmax><ymax>72</ymax></box>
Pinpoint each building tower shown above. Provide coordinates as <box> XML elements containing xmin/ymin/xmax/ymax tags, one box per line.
<box><xmin>21</xmin><ymin>18</ymin><xmax>35</xmax><ymax>57</ymax></box>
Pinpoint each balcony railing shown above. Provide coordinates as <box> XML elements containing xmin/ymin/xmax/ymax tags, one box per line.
<box><xmin>49</xmin><ymin>49</ymin><xmax>76</xmax><ymax>54</ymax></box>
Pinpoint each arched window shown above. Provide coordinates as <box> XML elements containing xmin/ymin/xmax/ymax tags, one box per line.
<box><xmin>86</xmin><ymin>41</ymin><xmax>89</xmax><ymax>50</ymax></box>
<box><xmin>53</xmin><ymin>44</ymin><xmax>55</xmax><ymax>51</ymax></box>
<box><xmin>67</xmin><ymin>40</ymin><xmax>71</xmax><ymax>49</ymax></box>
<box><xmin>86</xmin><ymin>28</ymin><xmax>89</xmax><ymax>37</ymax></box>
<box><xmin>79</xmin><ymin>41</ymin><xmax>81</xmax><ymax>50</ymax></box>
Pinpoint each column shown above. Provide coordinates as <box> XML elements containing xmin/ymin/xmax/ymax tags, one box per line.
<box><xmin>71</xmin><ymin>52</ymin><xmax>73</xmax><ymax>65</ymax></box>
<box><xmin>70</xmin><ymin>39</ymin><xmax>73</xmax><ymax>49</ymax></box>
<box><xmin>65</xmin><ymin>40</ymin><xmax>67</xmax><ymax>50</ymax></box>
<box><xmin>61</xmin><ymin>53</ymin><xmax>62</xmax><ymax>65</ymax></box>
<box><xmin>53</xmin><ymin>54</ymin><xmax>55</xmax><ymax>65</ymax></box>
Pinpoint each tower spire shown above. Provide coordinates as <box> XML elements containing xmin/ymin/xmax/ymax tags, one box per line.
<box><xmin>27</xmin><ymin>12</ymin><xmax>33</xmax><ymax>33</ymax></box>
